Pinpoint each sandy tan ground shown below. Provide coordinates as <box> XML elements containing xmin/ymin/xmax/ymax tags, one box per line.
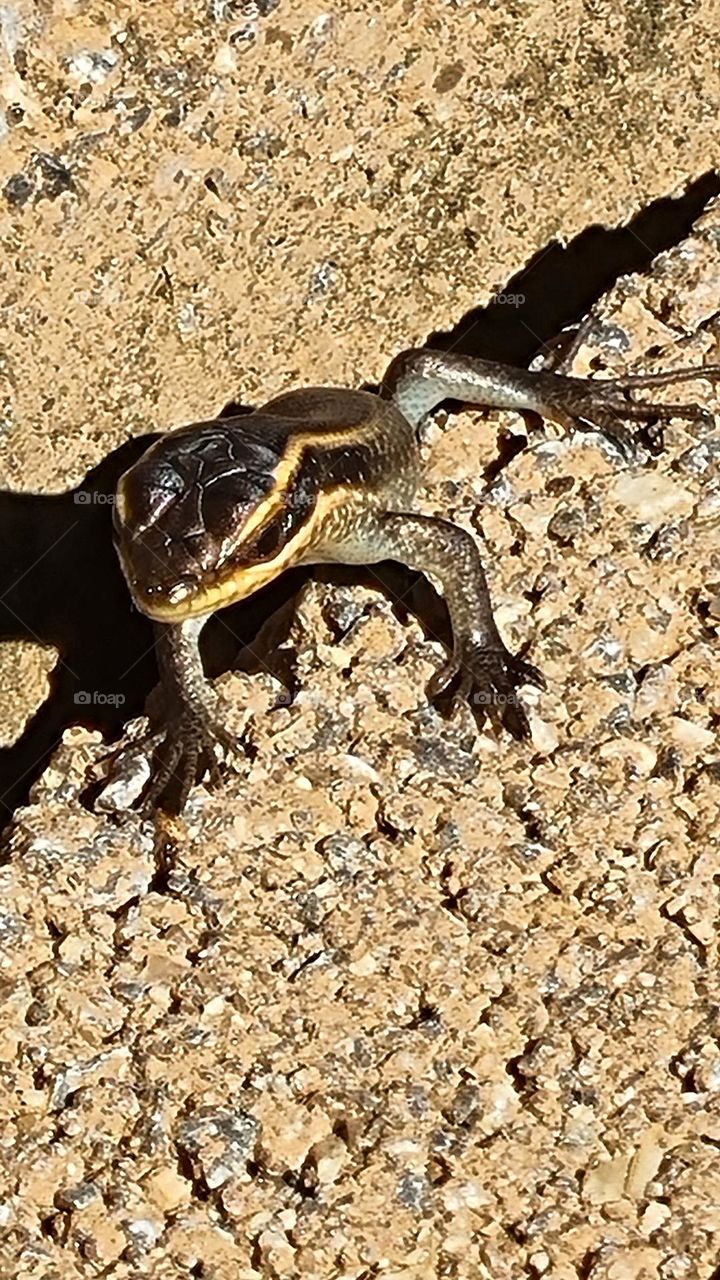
<box><xmin>1</xmin><ymin>2</ymin><xmax>720</xmax><ymax>1277</ymax></box>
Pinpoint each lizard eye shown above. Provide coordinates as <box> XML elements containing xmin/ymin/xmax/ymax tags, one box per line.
<box><xmin>250</xmin><ymin>510</ymin><xmax>291</xmax><ymax>561</ymax></box>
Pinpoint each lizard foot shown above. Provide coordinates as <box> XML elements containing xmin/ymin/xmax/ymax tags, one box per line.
<box><xmin>141</xmin><ymin>709</ymin><xmax>243</xmax><ymax>815</ymax></box>
<box><xmin>541</xmin><ymin>364</ymin><xmax>719</xmax><ymax>460</ymax></box>
<box><xmin>426</xmin><ymin>639</ymin><xmax>545</xmax><ymax>740</ymax></box>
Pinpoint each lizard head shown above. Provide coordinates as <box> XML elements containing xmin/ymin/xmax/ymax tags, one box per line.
<box><xmin>113</xmin><ymin>420</ymin><xmax>315</xmax><ymax>621</ymax></box>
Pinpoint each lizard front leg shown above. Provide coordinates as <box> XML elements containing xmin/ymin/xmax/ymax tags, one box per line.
<box><xmin>381</xmin><ymin>347</ymin><xmax>720</xmax><ymax>456</ymax></box>
<box><xmin>142</xmin><ymin>617</ymin><xmax>240</xmax><ymax>812</ymax></box>
<box><xmin>322</xmin><ymin>508</ymin><xmax>542</xmax><ymax>739</ymax></box>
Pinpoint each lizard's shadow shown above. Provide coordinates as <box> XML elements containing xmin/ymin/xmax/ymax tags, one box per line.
<box><xmin>0</xmin><ymin>169</ymin><xmax>716</xmax><ymax>829</ymax></box>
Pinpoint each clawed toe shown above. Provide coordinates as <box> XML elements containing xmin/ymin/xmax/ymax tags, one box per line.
<box><xmin>140</xmin><ymin>713</ymin><xmax>243</xmax><ymax>814</ymax></box>
<box><xmin>538</xmin><ymin>358</ymin><xmax>717</xmax><ymax>463</ymax></box>
<box><xmin>425</xmin><ymin>657</ymin><xmax>462</xmax><ymax>702</ymax></box>
<box><xmin>496</xmin><ymin>697</ymin><xmax>532</xmax><ymax>741</ymax></box>
<box><xmin>427</xmin><ymin>642</ymin><xmax>542</xmax><ymax>741</ymax></box>
<box><xmin>513</xmin><ymin>657</ymin><xmax>546</xmax><ymax>691</ymax></box>
<box><xmin>550</xmin><ymin>366</ymin><xmax>718</xmax><ymax>461</ymax></box>
<box><xmin>583</xmin><ymin>419</ymin><xmax>638</xmax><ymax>460</ymax></box>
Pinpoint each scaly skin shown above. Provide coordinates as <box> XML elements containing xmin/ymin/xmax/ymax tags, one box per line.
<box><xmin>111</xmin><ymin>344</ymin><xmax>720</xmax><ymax>811</ymax></box>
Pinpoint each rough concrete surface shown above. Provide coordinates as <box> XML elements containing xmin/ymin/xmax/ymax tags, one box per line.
<box><xmin>1</xmin><ymin>1</ymin><xmax>720</xmax><ymax>1277</ymax></box>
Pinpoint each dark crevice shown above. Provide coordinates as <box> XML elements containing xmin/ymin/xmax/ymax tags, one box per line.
<box><xmin>652</xmin><ymin>744</ymin><xmax>683</xmax><ymax>782</ymax></box>
<box><xmin>332</xmin><ymin>1117</ymin><xmax>353</xmax><ymax>1147</ymax></box>
<box><xmin>406</xmin><ymin>997</ymin><xmax>442</xmax><ymax>1033</ymax></box>
<box><xmin>668</xmin><ymin>1048</ymin><xmax>697</xmax><ymax>1093</ymax></box>
<box><xmin>483</xmin><ymin>427</ymin><xmax>529</xmax><ymax>484</ymax></box>
<box><xmin>502</xmin><ymin>783</ymin><xmax>546</xmax><ymax>844</ymax></box>
<box><xmin>175</xmin><ymin>1146</ymin><xmax>211</xmax><ymax>1202</ymax></box>
<box><xmin>0</xmin><ymin>171</ymin><xmax>717</xmax><ymax>831</ymax></box>
<box><xmin>375</xmin><ymin>810</ymin><xmax>402</xmax><ymax>843</ymax></box>
<box><xmin>40</xmin><ymin>1211</ymin><xmax>70</xmax><ymax>1245</ymax></box>
<box><xmin>146</xmin><ymin>825</ymin><xmax>182</xmax><ymax>897</ymax></box>
<box><xmin>282</xmin><ymin>1165</ymin><xmax>317</xmax><ymax>1201</ymax></box>
<box><xmin>504</xmin><ymin>1220</ymin><xmax>527</xmax><ymax>1246</ymax></box>
<box><xmin>577</xmin><ymin>1249</ymin><xmax>600</xmax><ymax>1280</ymax></box>
<box><xmin>287</xmin><ymin>950</ymin><xmax>324</xmax><ymax>983</ymax></box>
<box><xmin>520</xmin><ymin>811</ymin><xmax>543</xmax><ymax>843</ymax></box>
<box><xmin>477</xmin><ymin>986</ymin><xmax>509</xmax><ymax>1026</ymax></box>
<box><xmin>186</xmin><ymin>927</ymin><xmax>221</xmax><ymax>966</ymax></box>
<box><xmin>166</xmin><ymin>988</ymin><xmax>183</xmax><ymax>1016</ymax></box>
<box><xmin>539</xmin><ymin>868</ymin><xmax>563</xmax><ymax>897</ymax></box>
<box><xmin>438</xmin><ymin>860</ymin><xmax>469</xmax><ymax>917</ymax></box>
<box><xmin>505</xmin><ymin>1040</ymin><xmax>541</xmax><ymax>1104</ymax></box>
<box><xmin>43</xmin><ymin>915</ymin><xmax>68</xmax><ymax>961</ymax></box>
<box><xmin>659</xmin><ymin>900</ymin><xmax>708</xmax><ymax>965</ymax></box>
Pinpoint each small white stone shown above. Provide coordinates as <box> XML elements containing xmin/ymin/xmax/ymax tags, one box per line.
<box><xmin>670</xmin><ymin>716</ymin><xmax>715</xmax><ymax>752</ymax></box>
<box><xmin>610</xmin><ymin>472</ymin><xmax>694</xmax><ymax>524</ymax></box>
<box><xmin>66</xmin><ymin>48</ymin><xmax>120</xmax><ymax>84</ymax></box>
<box><xmin>126</xmin><ymin>1217</ymin><xmax>162</xmax><ymax>1248</ymax></box>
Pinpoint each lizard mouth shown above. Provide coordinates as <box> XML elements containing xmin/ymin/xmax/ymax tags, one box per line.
<box><xmin>117</xmin><ymin>549</ymin><xmax>303</xmax><ymax>622</ymax></box>
<box><xmin>133</xmin><ymin>576</ymin><xmax>198</xmax><ymax>618</ymax></box>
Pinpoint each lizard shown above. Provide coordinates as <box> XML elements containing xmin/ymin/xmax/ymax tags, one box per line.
<box><xmin>111</xmin><ymin>341</ymin><xmax>720</xmax><ymax>811</ymax></box>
